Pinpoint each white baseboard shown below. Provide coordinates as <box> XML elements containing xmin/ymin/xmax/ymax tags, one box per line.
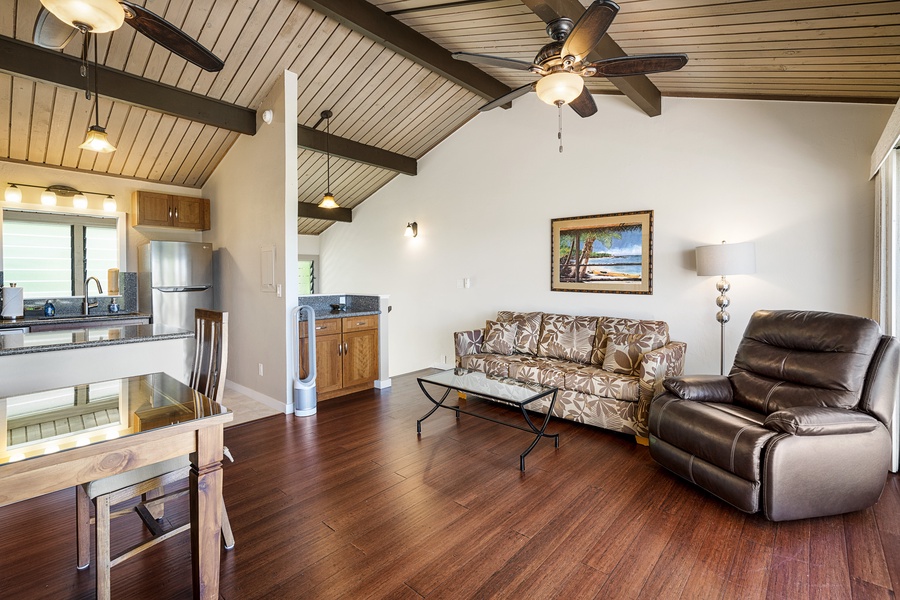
<box><xmin>225</xmin><ymin>380</ymin><xmax>291</xmax><ymax>414</ymax></box>
<box><xmin>375</xmin><ymin>378</ymin><xmax>392</xmax><ymax>389</ymax></box>
<box><xmin>431</xmin><ymin>362</ymin><xmax>454</xmax><ymax>370</ymax></box>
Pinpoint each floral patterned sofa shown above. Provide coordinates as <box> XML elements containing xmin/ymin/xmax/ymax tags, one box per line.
<box><xmin>454</xmin><ymin>311</ymin><xmax>687</xmax><ymax>440</ymax></box>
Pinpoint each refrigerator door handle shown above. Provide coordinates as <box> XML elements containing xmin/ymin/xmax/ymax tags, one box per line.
<box><xmin>156</xmin><ymin>286</ymin><xmax>212</xmax><ymax>293</ymax></box>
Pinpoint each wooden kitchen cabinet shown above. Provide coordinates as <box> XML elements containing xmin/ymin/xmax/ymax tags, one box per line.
<box><xmin>299</xmin><ymin>314</ymin><xmax>379</xmax><ymax>401</ymax></box>
<box><xmin>132</xmin><ymin>191</ymin><xmax>210</xmax><ymax>230</ymax></box>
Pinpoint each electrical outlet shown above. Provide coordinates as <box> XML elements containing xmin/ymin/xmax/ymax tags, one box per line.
<box><xmin>258</xmin><ymin>363</ymin><xmax>264</xmax><ymax>376</ymax></box>
<box><xmin>339</xmin><ymin>295</ymin><xmax>346</xmax><ymax>304</ymax></box>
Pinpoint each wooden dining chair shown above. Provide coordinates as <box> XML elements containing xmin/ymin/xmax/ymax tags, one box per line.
<box><xmin>75</xmin><ymin>309</ymin><xmax>234</xmax><ymax>599</ymax></box>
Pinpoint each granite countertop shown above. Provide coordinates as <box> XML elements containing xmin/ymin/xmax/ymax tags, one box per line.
<box><xmin>301</xmin><ymin>309</ymin><xmax>380</xmax><ymax>321</ymax></box>
<box><xmin>0</xmin><ymin>312</ymin><xmax>152</xmax><ymax>330</ymax></box>
<box><xmin>0</xmin><ymin>323</ymin><xmax>192</xmax><ymax>356</ymax></box>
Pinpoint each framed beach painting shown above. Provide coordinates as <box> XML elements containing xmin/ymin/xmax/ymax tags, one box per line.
<box><xmin>551</xmin><ymin>210</ymin><xmax>653</xmax><ymax>294</ymax></box>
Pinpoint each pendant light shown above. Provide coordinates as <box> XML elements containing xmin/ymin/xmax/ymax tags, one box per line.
<box><xmin>317</xmin><ymin>110</ymin><xmax>338</xmax><ymax>209</ymax></box>
<box><xmin>78</xmin><ymin>31</ymin><xmax>116</xmax><ymax>154</ymax></box>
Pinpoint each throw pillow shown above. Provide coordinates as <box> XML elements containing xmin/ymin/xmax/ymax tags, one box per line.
<box><xmin>537</xmin><ymin>313</ymin><xmax>599</xmax><ymax>364</ymax></box>
<box><xmin>482</xmin><ymin>320</ymin><xmax>518</xmax><ymax>356</ymax></box>
<box><xmin>601</xmin><ymin>331</ymin><xmax>668</xmax><ymax>375</ymax></box>
<box><xmin>496</xmin><ymin>311</ymin><xmax>542</xmax><ymax>355</ymax></box>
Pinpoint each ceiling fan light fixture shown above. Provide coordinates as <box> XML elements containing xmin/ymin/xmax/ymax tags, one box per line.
<box><xmin>41</xmin><ymin>0</ymin><xmax>125</xmax><ymax>33</ymax></box>
<box><xmin>535</xmin><ymin>72</ymin><xmax>584</xmax><ymax>106</ymax></box>
<box><xmin>319</xmin><ymin>193</ymin><xmax>338</xmax><ymax>209</ymax></box>
<box><xmin>80</xmin><ymin>125</ymin><xmax>117</xmax><ymax>153</ymax></box>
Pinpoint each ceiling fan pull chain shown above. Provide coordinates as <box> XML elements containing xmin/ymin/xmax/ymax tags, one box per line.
<box><xmin>558</xmin><ymin>102</ymin><xmax>564</xmax><ymax>153</ymax></box>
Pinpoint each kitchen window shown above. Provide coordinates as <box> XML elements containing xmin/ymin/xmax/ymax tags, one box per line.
<box><xmin>2</xmin><ymin>209</ymin><xmax>119</xmax><ymax>299</ymax></box>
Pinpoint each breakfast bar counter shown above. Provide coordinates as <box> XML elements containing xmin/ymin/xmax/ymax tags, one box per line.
<box><xmin>0</xmin><ymin>323</ymin><xmax>191</xmax><ymax>356</ymax></box>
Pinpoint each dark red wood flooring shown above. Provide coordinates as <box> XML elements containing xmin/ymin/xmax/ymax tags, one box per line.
<box><xmin>1</xmin><ymin>369</ymin><xmax>898</xmax><ymax>599</ymax></box>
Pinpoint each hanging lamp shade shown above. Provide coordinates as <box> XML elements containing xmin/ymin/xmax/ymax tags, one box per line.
<box><xmin>319</xmin><ymin>193</ymin><xmax>338</xmax><ymax>209</ymax></box>
<box><xmin>5</xmin><ymin>184</ymin><xmax>22</xmax><ymax>203</ymax></box>
<box><xmin>40</xmin><ymin>0</ymin><xmax>125</xmax><ymax>33</ymax></box>
<box><xmin>80</xmin><ymin>125</ymin><xmax>116</xmax><ymax>153</ymax></box>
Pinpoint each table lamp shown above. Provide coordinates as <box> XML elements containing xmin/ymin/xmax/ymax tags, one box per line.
<box><xmin>696</xmin><ymin>240</ymin><xmax>756</xmax><ymax>375</ymax></box>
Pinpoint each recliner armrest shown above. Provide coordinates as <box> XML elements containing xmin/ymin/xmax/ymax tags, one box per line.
<box><xmin>662</xmin><ymin>375</ymin><xmax>733</xmax><ymax>403</ymax></box>
<box><xmin>765</xmin><ymin>406</ymin><xmax>879</xmax><ymax>436</ymax></box>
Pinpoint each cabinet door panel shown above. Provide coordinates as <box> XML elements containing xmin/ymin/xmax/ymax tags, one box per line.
<box><xmin>342</xmin><ymin>329</ymin><xmax>378</xmax><ymax>388</ymax></box>
<box><xmin>173</xmin><ymin>196</ymin><xmax>206</xmax><ymax>230</ymax></box>
<box><xmin>134</xmin><ymin>192</ymin><xmax>172</xmax><ymax>227</ymax></box>
<box><xmin>315</xmin><ymin>334</ymin><xmax>344</xmax><ymax>394</ymax></box>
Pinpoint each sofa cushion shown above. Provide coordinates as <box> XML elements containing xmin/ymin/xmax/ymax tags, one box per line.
<box><xmin>591</xmin><ymin>317</ymin><xmax>670</xmax><ymax>366</ymax></box>
<box><xmin>509</xmin><ymin>357</ymin><xmax>580</xmax><ymax>388</ymax></box>
<box><xmin>459</xmin><ymin>354</ymin><xmax>530</xmax><ymax>378</ymax></box>
<box><xmin>537</xmin><ymin>313</ymin><xmax>599</xmax><ymax>364</ymax></box>
<box><xmin>566</xmin><ymin>366</ymin><xmax>639</xmax><ymax>401</ymax></box>
<box><xmin>482</xmin><ymin>320</ymin><xmax>517</xmax><ymax>355</ymax></box>
<box><xmin>497</xmin><ymin>311</ymin><xmax>543</xmax><ymax>355</ymax></box>
<box><xmin>602</xmin><ymin>331</ymin><xmax>668</xmax><ymax>375</ymax></box>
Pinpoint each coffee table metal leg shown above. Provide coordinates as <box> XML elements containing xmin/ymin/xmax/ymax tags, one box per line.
<box><xmin>518</xmin><ymin>392</ymin><xmax>560</xmax><ymax>471</ymax></box>
<box><xmin>416</xmin><ymin>383</ymin><xmax>453</xmax><ymax>434</ymax></box>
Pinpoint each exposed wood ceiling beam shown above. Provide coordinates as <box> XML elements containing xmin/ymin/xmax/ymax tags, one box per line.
<box><xmin>521</xmin><ymin>0</ymin><xmax>663</xmax><ymax>117</ymax></box>
<box><xmin>298</xmin><ymin>125</ymin><xmax>417</xmax><ymax>176</ymax></box>
<box><xmin>296</xmin><ymin>0</ymin><xmax>511</xmax><ymax>103</ymax></box>
<box><xmin>0</xmin><ymin>36</ymin><xmax>256</xmax><ymax>135</ymax></box>
<box><xmin>298</xmin><ymin>202</ymin><xmax>353</xmax><ymax>222</ymax></box>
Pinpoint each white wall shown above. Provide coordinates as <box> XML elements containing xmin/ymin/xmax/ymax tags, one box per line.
<box><xmin>319</xmin><ymin>95</ymin><xmax>892</xmax><ymax>376</ymax></box>
<box><xmin>202</xmin><ymin>71</ymin><xmax>298</xmax><ymax>411</ymax></box>
<box><xmin>0</xmin><ymin>161</ymin><xmax>201</xmax><ymax>272</ymax></box>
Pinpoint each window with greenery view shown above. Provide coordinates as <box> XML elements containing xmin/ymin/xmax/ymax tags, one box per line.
<box><xmin>298</xmin><ymin>259</ymin><xmax>316</xmax><ymax>295</ymax></box>
<box><xmin>2</xmin><ymin>210</ymin><xmax>118</xmax><ymax>299</ymax></box>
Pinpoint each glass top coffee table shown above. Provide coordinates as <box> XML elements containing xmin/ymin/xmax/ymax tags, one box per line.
<box><xmin>416</xmin><ymin>368</ymin><xmax>560</xmax><ymax>471</ymax></box>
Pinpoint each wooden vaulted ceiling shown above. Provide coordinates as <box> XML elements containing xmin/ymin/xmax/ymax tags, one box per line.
<box><xmin>1</xmin><ymin>1</ymin><xmax>899</xmax><ymax>235</ymax></box>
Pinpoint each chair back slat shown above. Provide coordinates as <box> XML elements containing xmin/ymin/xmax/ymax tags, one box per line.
<box><xmin>189</xmin><ymin>309</ymin><xmax>229</xmax><ymax>403</ymax></box>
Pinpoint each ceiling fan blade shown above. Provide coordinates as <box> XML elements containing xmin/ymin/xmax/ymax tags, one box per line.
<box><xmin>120</xmin><ymin>1</ymin><xmax>224</xmax><ymax>72</ymax></box>
<box><xmin>479</xmin><ymin>82</ymin><xmax>535</xmax><ymax>112</ymax></box>
<box><xmin>452</xmin><ymin>52</ymin><xmax>537</xmax><ymax>72</ymax></box>
<box><xmin>33</xmin><ymin>7</ymin><xmax>78</xmax><ymax>51</ymax></box>
<box><xmin>586</xmin><ymin>54</ymin><xmax>688</xmax><ymax>77</ymax></box>
<box><xmin>561</xmin><ymin>0</ymin><xmax>619</xmax><ymax>63</ymax></box>
<box><xmin>568</xmin><ymin>87</ymin><xmax>597</xmax><ymax>118</ymax></box>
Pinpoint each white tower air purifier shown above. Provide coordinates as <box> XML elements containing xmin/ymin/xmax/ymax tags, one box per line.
<box><xmin>292</xmin><ymin>305</ymin><xmax>317</xmax><ymax>416</ymax></box>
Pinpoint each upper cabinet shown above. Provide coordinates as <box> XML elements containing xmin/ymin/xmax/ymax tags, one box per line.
<box><xmin>132</xmin><ymin>191</ymin><xmax>210</xmax><ymax>231</ymax></box>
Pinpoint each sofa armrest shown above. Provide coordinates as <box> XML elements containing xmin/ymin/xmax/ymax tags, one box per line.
<box><xmin>662</xmin><ymin>375</ymin><xmax>734</xmax><ymax>403</ymax></box>
<box><xmin>765</xmin><ymin>406</ymin><xmax>880</xmax><ymax>436</ymax></box>
<box><xmin>636</xmin><ymin>341</ymin><xmax>687</xmax><ymax>435</ymax></box>
<box><xmin>454</xmin><ymin>329</ymin><xmax>484</xmax><ymax>366</ymax></box>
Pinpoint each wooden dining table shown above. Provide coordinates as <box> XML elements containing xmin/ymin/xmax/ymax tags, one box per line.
<box><xmin>0</xmin><ymin>372</ymin><xmax>233</xmax><ymax>599</ymax></box>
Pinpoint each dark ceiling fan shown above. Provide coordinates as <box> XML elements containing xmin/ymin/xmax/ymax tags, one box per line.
<box><xmin>33</xmin><ymin>0</ymin><xmax>224</xmax><ymax>72</ymax></box>
<box><xmin>452</xmin><ymin>0</ymin><xmax>687</xmax><ymax>118</ymax></box>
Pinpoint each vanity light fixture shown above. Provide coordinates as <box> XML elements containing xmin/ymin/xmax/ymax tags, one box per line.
<box><xmin>5</xmin><ymin>182</ymin><xmax>116</xmax><ymax>210</ymax></box>
<box><xmin>4</xmin><ymin>184</ymin><xmax>22</xmax><ymax>203</ymax></box>
<box><xmin>316</xmin><ymin>109</ymin><xmax>339</xmax><ymax>209</ymax></box>
<box><xmin>404</xmin><ymin>222</ymin><xmax>418</xmax><ymax>238</ymax></box>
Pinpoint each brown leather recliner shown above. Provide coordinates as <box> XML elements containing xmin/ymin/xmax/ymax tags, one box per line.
<box><xmin>648</xmin><ymin>309</ymin><xmax>899</xmax><ymax>521</ymax></box>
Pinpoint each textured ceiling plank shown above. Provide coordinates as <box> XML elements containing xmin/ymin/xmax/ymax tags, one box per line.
<box><xmin>297</xmin><ymin>124</ymin><xmax>417</xmax><ymax>175</ymax></box>
<box><xmin>0</xmin><ymin>36</ymin><xmax>257</xmax><ymax>135</ymax></box>
<box><xmin>296</xmin><ymin>0</ymin><xmax>512</xmax><ymax>101</ymax></box>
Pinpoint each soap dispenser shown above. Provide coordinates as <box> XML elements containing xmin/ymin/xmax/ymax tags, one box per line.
<box><xmin>108</xmin><ymin>298</ymin><xmax>120</xmax><ymax>313</ymax></box>
<box><xmin>43</xmin><ymin>299</ymin><xmax>55</xmax><ymax>317</ymax></box>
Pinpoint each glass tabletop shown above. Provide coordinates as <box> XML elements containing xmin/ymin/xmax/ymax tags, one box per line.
<box><xmin>0</xmin><ymin>372</ymin><xmax>229</xmax><ymax>466</ymax></box>
<box><xmin>418</xmin><ymin>368</ymin><xmax>556</xmax><ymax>405</ymax></box>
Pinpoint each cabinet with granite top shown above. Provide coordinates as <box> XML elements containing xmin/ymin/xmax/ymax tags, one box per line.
<box><xmin>299</xmin><ymin>314</ymin><xmax>379</xmax><ymax>401</ymax></box>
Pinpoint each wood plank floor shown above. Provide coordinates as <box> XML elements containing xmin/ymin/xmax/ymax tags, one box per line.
<box><xmin>1</xmin><ymin>369</ymin><xmax>899</xmax><ymax>599</ymax></box>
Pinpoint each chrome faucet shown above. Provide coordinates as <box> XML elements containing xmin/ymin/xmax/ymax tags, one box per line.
<box><xmin>84</xmin><ymin>276</ymin><xmax>103</xmax><ymax>315</ymax></box>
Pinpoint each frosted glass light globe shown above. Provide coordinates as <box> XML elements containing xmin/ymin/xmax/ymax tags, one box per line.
<box><xmin>535</xmin><ymin>72</ymin><xmax>584</xmax><ymax>106</ymax></box>
<box><xmin>41</xmin><ymin>0</ymin><xmax>125</xmax><ymax>33</ymax></box>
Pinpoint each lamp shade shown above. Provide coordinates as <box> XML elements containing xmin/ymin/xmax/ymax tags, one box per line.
<box><xmin>535</xmin><ymin>72</ymin><xmax>584</xmax><ymax>105</ymax></box>
<box><xmin>41</xmin><ymin>0</ymin><xmax>125</xmax><ymax>33</ymax></box>
<box><xmin>73</xmin><ymin>193</ymin><xmax>88</xmax><ymax>209</ymax></box>
<box><xmin>5</xmin><ymin>185</ymin><xmax>22</xmax><ymax>203</ymax></box>
<box><xmin>79</xmin><ymin>126</ymin><xmax>117</xmax><ymax>153</ymax></box>
<box><xmin>696</xmin><ymin>241</ymin><xmax>756</xmax><ymax>276</ymax></box>
<box><xmin>41</xmin><ymin>189</ymin><xmax>57</xmax><ymax>206</ymax></box>
<box><xmin>318</xmin><ymin>193</ymin><xmax>338</xmax><ymax>209</ymax></box>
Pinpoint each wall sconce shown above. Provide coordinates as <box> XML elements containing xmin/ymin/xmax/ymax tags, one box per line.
<box><xmin>5</xmin><ymin>183</ymin><xmax>116</xmax><ymax>211</ymax></box>
<box><xmin>261</xmin><ymin>109</ymin><xmax>274</xmax><ymax>124</ymax></box>
<box><xmin>404</xmin><ymin>222</ymin><xmax>418</xmax><ymax>238</ymax></box>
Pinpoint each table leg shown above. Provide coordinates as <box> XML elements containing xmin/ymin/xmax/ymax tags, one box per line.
<box><xmin>518</xmin><ymin>391</ymin><xmax>560</xmax><ymax>471</ymax></box>
<box><xmin>416</xmin><ymin>383</ymin><xmax>453</xmax><ymax>434</ymax></box>
<box><xmin>190</xmin><ymin>425</ymin><xmax>224</xmax><ymax>600</ymax></box>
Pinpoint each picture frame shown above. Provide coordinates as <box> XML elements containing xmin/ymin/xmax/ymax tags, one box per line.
<box><xmin>551</xmin><ymin>210</ymin><xmax>653</xmax><ymax>294</ymax></box>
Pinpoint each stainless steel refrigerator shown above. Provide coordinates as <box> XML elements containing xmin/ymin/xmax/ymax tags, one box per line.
<box><xmin>138</xmin><ymin>241</ymin><xmax>213</xmax><ymax>331</ymax></box>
